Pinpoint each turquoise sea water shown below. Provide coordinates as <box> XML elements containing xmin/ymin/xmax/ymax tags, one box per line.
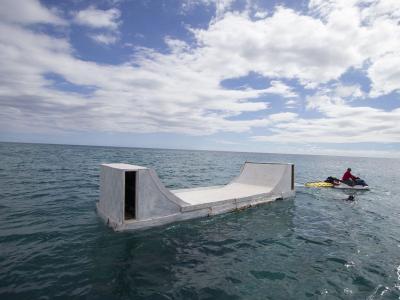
<box><xmin>0</xmin><ymin>142</ymin><xmax>399</xmax><ymax>299</ymax></box>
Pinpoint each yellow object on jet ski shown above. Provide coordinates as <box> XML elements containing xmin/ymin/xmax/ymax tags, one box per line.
<box><xmin>304</xmin><ymin>181</ymin><xmax>334</xmax><ymax>188</ymax></box>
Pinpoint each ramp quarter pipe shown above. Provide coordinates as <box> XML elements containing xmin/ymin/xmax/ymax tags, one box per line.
<box><xmin>97</xmin><ymin>162</ymin><xmax>295</xmax><ymax>231</ymax></box>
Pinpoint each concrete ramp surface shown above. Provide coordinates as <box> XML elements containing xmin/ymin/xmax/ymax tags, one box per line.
<box><xmin>97</xmin><ymin>162</ymin><xmax>295</xmax><ymax>231</ymax></box>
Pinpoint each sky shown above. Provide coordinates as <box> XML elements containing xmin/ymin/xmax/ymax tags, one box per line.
<box><xmin>0</xmin><ymin>0</ymin><xmax>400</xmax><ymax>158</ymax></box>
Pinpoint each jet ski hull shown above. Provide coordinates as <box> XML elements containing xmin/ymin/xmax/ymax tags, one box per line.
<box><xmin>333</xmin><ymin>184</ymin><xmax>369</xmax><ymax>190</ymax></box>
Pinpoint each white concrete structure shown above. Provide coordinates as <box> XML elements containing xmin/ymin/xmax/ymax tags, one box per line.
<box><xmin>97</xmin><ymin>162</ymin><xmax>295</xmax><ymax>231</ymax></box>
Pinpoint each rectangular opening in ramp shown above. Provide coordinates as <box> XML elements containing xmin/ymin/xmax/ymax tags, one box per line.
<box><xmin>291</xmin><ymin>164</ymin><xmax>294</xmax><ymax>190</ymax></box>
<box><xmin>125</xmin><ymin>171</ymin><xmax>136</xmax><ymax>220</ymax></box>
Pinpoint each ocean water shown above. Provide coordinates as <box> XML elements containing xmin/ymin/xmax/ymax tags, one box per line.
<box><xmin>0</xmin><ymin>142</ymin><xmax>399</xmax><ymax>300</ymax></box>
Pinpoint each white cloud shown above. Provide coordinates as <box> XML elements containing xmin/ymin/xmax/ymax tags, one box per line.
<box><xmin>268</xmin><ymin>112</ymin><xmax>298</xmax><ymax>123</ymax></box>
<box><xmin>73</xmin><ymin>6</ymin><xmax>120</xmax><ymax>30</ymax></box>
<box><xmin>73</xmin><ymin>6</ymin><xmax>121</xmax><ymax>45</ymax></box>
<box><xmin>361</xmin><ymin>0</ymin><xmax>400</xmax><ymax>23</ymax></box>
<box><xmin>215</xmin><ymin>0</ymin><xmax>235</xmax><ymax>17</ymax></box>
<box><xmin>285</xmin><ymin>99</ymin><xmax>298</xmax><ymax>108</ymax></box>
<box><xmin>368</xmin><ymin>52</ymin><xmax>400</xmax><ymax>97</ymax></box>
<box><xmin>0</xmin><ymin>20</ymin><xmax>272</xmax><ymax>136</ymax></box>
<box><xmin>180</xmin><ymin>0</ymin><xmax>235</xmax><ymax>17</ymax></box>
<box><xmin>264</xmin><ymin>81</ymin><xmax>298</xmax><ymax>98</ymax></box>
<box><xmin>308</xmin><ymin>0</ymin><xmax>400</xmax><ymax>96</ymax></box>
<box><xmin>0</xmin><ymin>0</ymin><xmax>399</xmax><ymax>153</ymax></box>
<box><xmin>334</xmin><ymin>84</ymin><xmax>364</xmax><ymax>98</ymax></box>
<box><xmin>0</xmin><ymin>0</ymin><xmax>65</xmax><ymax>25</ymax></box>
<box><xmin>254</xmin><ymin>10</ymin><xmax>269</xmax><ymax>19</ymax></box>
<box><xmin>89</xmin><ymin>33</ymin><xmax>118</xmax><ymax>45</ymax></box>
<box><xmin>192</xmin><ymin>8</ymin><xmax>364</xmax><ymax>85</ymax></box>
<box><xmin>253</xmin><ymin>89</ymin><xmax>400</xmax><ymax>144</ymax></box>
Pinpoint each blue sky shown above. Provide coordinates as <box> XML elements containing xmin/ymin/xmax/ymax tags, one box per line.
<box><xmin>0</xmin><ymin>0</ymin><xmax>399</xmax><ymax>157</ymax></box>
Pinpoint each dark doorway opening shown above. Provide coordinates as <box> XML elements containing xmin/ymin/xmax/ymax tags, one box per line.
<box><xmin>125</xmin><ymin>171</ymin><xmax>136</xmax><ymax>220</ymax></box>
<box><xmin>291</xmin><ymin>165</ymin><xmax>295</xmax><ymax>190</ymax></box>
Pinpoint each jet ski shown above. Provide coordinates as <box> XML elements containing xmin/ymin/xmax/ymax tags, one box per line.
<box><xmin>305</xmin><ymin>176</ymin><xmax>369</xmax><ymax>190</ymax></box>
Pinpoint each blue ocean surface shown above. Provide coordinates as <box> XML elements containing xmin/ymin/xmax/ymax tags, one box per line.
<box><xmin>0</xmin><ymin>142</ymin><xmax>399</xmax><ymax>299</ymax></box>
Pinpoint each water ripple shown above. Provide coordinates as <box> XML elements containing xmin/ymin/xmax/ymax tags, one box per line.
<box><xmin>1</xmin><ymin>142</ymin><xmax>400</xmax><ymax>299</ymax></box>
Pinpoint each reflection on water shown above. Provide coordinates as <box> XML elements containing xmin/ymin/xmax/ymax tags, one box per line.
<box><xmin>0</xmin><ymin>142</ymin><xmax>399</xmax><ymax>299</ymax></box>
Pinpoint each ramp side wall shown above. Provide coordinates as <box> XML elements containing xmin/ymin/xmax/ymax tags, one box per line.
<box><xmin>136</xmin><ymin>169</ymin><xmax>185</xmax><ymax>220</ymax></box>
<box><xmin>233</xmin><ymin>163</ymin><xmax>294</xmax><ymax>197</ymax></box>
<box><xmin>99</xmin><ymin>165</ymin><xmax>125</xmax><ymax>225</ymax></box>
<box><xmin>269</xmin><ymin>164</ymin><xmax>294</xmax><ymax>197</ymax></box>
<box><xmin>233</xmin><ymin>163</ymin><xmax>287</xmax><ymax>186</ymax></box>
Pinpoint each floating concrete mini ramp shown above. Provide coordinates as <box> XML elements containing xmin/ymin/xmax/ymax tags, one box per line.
<box><xmin>97</xmin><ymin>162</ymin><xmax>295</xmax><ymax>231</ymax></box>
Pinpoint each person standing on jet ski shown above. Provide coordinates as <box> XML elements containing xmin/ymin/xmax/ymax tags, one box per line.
<box><xmin>342</xmin><ymin>168</ymin><xmax>364</xmax><ymax>186</ymax></box>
